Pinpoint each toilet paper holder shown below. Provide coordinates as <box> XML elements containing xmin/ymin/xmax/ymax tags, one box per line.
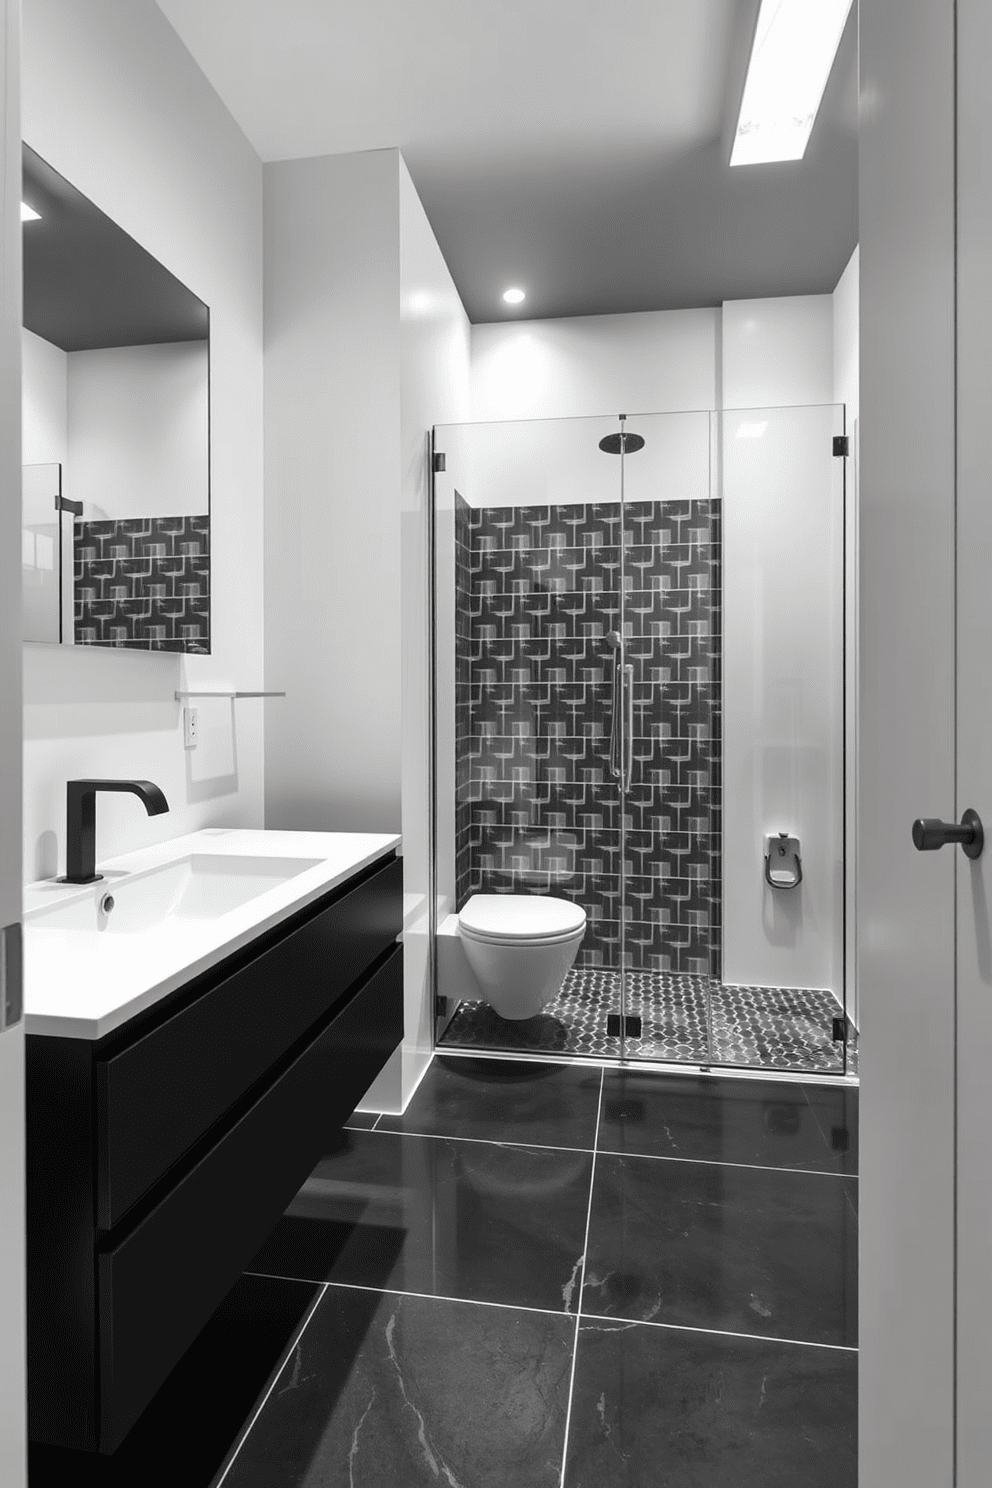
<box><xmin>764</xmin><ymin>832</ymin><xmax>803</xmax><ymax>890</ymax></box>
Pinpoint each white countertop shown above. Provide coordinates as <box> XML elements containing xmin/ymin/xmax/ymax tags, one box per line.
<box><xmin>23</xmin><ymin>828</ymin><xmax>401</xmax><ymax>1041</ymax></box>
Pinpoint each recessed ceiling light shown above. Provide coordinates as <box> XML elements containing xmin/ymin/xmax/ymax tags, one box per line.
<box><xmin>502</xmin><ymin>287</ymin><xmax>526</xmax><ymax>306</ymax></box>
<box><xmin>730</xmin><ymin>0</ymin><xmax>854</xmax><ymax>167</ymax></box>
<box><xmin>20</xmin><ymin>202</ymin><xmax>41</xmax><ymax>222</ymax></box>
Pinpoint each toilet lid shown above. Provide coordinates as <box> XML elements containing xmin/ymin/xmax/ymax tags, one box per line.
<box><xmin>458</xmin><ymin>894</ymin><xmax>586</xmax><ymax>943</ymax></box>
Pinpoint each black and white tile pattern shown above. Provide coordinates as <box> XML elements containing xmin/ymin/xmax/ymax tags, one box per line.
<box><xmin>74</xmin><ymin>514</ymin><xmax>210</xmax><ymax>653</ymax></box>
<box><xmin>441</xmin><ymin>970</ymin><xmax>850</xmax><ymax>1074</ymax></box>
<box><xmin>452</xmin><ymin>496</ymin><xmax>721</xmax><ymax>976</ymax></box>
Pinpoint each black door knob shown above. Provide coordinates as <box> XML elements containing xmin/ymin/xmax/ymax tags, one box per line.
<box><xmin>912</xmin><ymin>808</ymin><xmax>984</xmax><ymax>860</ymax></box>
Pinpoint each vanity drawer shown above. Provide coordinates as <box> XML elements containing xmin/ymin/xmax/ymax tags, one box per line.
<box><xmin>95</xmin><ymin>852</ymin><xmax>401</xmax><ymax>1230</ymax></box>
<box><xmin>97</xmin><ymin>943</ymin><xmax>403</xmax><ymax>1453</ymax></box>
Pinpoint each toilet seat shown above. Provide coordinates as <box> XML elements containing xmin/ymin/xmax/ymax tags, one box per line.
<box><xmin>458</xmin><ymin>894</ymin><xmax>586</xmax><ymax>945</ymax></box>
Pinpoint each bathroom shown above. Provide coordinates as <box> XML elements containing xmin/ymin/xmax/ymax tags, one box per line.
<box><xmin>0</xmin><ymin>1</ymin><xmax>982</xmax><ymax>1485</ymax></box>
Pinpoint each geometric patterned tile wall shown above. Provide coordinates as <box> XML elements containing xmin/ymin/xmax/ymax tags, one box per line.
<box><xmin>74</xmin><ymin>514</ymin><xmax>210</xmax><ymax>654</ymax></box>
<box><xmin>454</xmin><ymin>493</ymin><xmax>474</xmax><ymax>907</ymax></box>
<box><xmin>453</xmin><ymin>496</ymin><xmax>721</xmax><ymax>975</ymax></box>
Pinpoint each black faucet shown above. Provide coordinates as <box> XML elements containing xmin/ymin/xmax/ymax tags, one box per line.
<box><xmin>59</xmin><ymin>779</ymin><xmax>170</xmax><ymax>884</ymax></box>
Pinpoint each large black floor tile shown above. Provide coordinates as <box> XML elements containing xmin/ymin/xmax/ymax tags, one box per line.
<box><xmin>564</xmin><ymin>1318</ymin><xmax>856</xmax><ymax>1487</ymax></box>
<box><xmin>343</xmin><ymin>1109</ymin><xmax>379</xmax><ymax>1130</ymax></box>
<box><xmin>224</xmin><ymin>1287</ymin><xmax>574</xmax><ymax>1488</ymax></box>
<box><xmin>248</xmin><ymin>1128</ymin><xmax>594</xmax><ymax>1313</ymax></box>
<box><xmin>378</xmin><ymin>1055</ymin><xmax>602</xmax><ymax>1149</ymax></box>
<box><xmin>28</xmin><ymin>1273</ymin><xmax>320</xmax><ymax>1488</ymax></box>
<box><xmin>598</xmin><ymin>1069</ymin><xmax>858</xmax><ymax>1173</ymax></box>
<box><xmin>582</xmin><ymin>1153</ymin><xmax>857</xmax><ymax>1345</ymax></box>
<box><xmin>804</xmin><ymin>1082</ymin><xmax>859</xmax><ymax>1175</ymax></box>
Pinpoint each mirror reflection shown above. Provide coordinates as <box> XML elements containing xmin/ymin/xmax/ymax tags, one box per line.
<box><xmin>21</xmin><ymin>144</ymin><xmax>210</xmax><ymax>653</ymax></box>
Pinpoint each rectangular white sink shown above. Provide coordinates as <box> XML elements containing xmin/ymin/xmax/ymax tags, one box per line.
<box><xmin>23</xmin><ymin>828</ymin><xmax>402</xmax><ymax>1040</ymax></box>
<box><xmin>27</xmin><ymin>853</ymin><xmax>324</xmax><ymax>934</ymax></box>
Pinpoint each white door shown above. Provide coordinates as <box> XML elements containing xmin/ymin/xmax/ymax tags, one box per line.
<box><xmin>858</xmin><ymin>0</ymin><xmax>958</xmax><ymax>1483</ymax></box>
<box><xmin>955</xmin><ymin>0</ymin><xmax>992</xmax><ymax>1477</ymax></box>
<box><xmin>862</xmin><ymin>0</ymin><xmax>992</xmax><ymax>1480</ymax></box>
<box><xmin>0</xmin><ymin>0</ymin><xmax>27</xmax><ymax>1483</ymax></box>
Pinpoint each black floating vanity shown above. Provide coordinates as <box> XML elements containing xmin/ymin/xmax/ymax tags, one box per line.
<box><xmin>27</xmin><ymin>850</ymin><xmax>403</xmax><ymax>1453</ymax></box>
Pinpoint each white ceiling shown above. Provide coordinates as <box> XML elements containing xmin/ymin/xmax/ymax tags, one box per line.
<box><xmin>156</xmin><ymin>0</ymin><xmax>858</xmax><ymax>323</ymax></box>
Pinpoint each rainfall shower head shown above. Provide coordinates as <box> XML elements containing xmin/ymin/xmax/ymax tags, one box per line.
<box><xmin>598</xmin><ymin>431</ymin><xmax>645</xmax><ymax>455</ymax></box>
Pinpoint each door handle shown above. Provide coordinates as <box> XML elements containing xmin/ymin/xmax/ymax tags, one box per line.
<box><xmin>912</xmin><ymin>808</ymin><xmax>984</xmax><ymax>860</ymax></box>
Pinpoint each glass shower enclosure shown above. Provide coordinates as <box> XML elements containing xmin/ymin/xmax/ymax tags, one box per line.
<box><xmin>431</xmin><ymin>404</ymin><xmax>849</xmax><ymax>1077</ymax></box>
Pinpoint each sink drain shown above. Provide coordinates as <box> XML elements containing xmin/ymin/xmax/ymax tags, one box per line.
<box><xmin>100</xmin><ymin>893</ymin><xmax>116</xmax><ymax>915</ymax></box>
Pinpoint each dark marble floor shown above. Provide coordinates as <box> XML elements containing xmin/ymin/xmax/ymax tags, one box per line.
<box><xmin>44</xmin><ymin>1057</ymin><xmax>857</xmax><ymax>1485</ymax></box>
<box><xmin>229</xmin><ymin>1056</ymin><xmax>857</xmax><ymax>1485</ymax></box>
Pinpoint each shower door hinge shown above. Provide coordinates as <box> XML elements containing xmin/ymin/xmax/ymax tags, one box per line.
<box><xmin>0</xmin><ymin>923</ymin><xmax>22</xmax><ymax>1030</ymax></box>
<box><xmin>832</xmin><ymin>1015</ymin><xmax>849</xmax><ymax>1044</ymax></box>
<box><xmin>832</xmin><ymin>436</ymin><xmax>849</xmax><ymax>457</ymax></box>
<box><xmin>435</xmin><ymin>994</ymin><xmax>449</xmax><ymax>1019</ymax></box>
<box><xmin>432</xmin><ymin>451</ymin><xmax>446</xmax><ymax>473</ymax></box>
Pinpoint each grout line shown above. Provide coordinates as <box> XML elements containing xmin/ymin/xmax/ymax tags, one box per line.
<box><xmin>559</xmin><ymin>1067</ymin><xmax>604</xmax><ymax>1488</ymax></box>
<box><xmin>361</xmin><ymin>1126</ymin><xmax>596</xmax><ymax>1157</ymax></box>
<box><xmin>371</xmin><ymin>1113</ymin><xmax>383</xmax><ymax>1130</ymax></box>
<box><xmin>579</xmin><ymin>1309</ymin><xmax>859</xmax><ymax>1353</ymax></box>
<box><xmin>236</xmin><ymin>1272</ymin><xmax>856</xmax><ymax>1357</ymax></box>
<box><xmin>296</xmin><ymin>1278</ymin><xmax>569</xmax><ymax>1320</ymax></box>
<box><xmin>594</xmin><ymin>1148</ymin><xmax>858</xmax><ymax>1180</ymax></box>
<box><xmin>348</xmin><ymin>1122</ymin><xmax>858</xmax><ymax>1180</ymax></box>
<box><xmin>213</xmin><ymin>1281</ymin><xmax>329</xmax><ymax>1487</ymax></box>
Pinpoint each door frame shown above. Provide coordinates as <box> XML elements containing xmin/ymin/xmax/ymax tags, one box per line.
<box><xmin>0</xmin><ymin>0</ymin><xmax>27</xmax><ymax>1483</ymax></box>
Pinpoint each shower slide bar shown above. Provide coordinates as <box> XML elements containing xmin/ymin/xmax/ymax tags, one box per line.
<box><xmin>606</xmin><ymin>630</ymin><xmax>634</xmax><ymax>790</ymax></box>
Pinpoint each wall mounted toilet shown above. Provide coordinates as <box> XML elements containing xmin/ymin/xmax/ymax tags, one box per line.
<box><xmin>457</xmin><ymin>894</ymin><xmax>586</xmax><ymax>1020</ymax></box>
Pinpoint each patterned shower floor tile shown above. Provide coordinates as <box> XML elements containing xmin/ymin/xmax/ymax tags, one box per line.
<box><xmin>440</xmin><ymin>970</ymin><xmax>855</xmax><ymax>1076</ymax></box>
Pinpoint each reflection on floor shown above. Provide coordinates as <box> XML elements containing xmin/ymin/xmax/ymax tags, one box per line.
<box><xmin>441</xmin><ymin>968</ymin><xmax>855</xmax><ymax>1074</ymax></box>
<box><xmin>31</xmin><ymin>1057</ymin><xmax>857</xmax><ymax>1486</ymax></box>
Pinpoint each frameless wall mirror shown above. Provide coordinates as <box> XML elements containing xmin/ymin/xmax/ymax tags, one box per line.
<box><xmin>21</xmin><ymin>143</ymin><xmax>211</xmax><ymax>653</ymax></box>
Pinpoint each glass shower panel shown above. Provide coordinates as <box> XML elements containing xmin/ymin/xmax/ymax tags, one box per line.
<box><xmin>717</xmin><ymin>404</ymin><xmax>847</xmax><ymax>1074</ymax></box>
<box><xmin>432</xmin><ymin>414</ymin><xmax>628</xmax><ymax>1058</ymax></box>
<box><xmin>620</xmin><ymin>412</ymin><xmax>717</xmax><ymax>1063</ymax></box>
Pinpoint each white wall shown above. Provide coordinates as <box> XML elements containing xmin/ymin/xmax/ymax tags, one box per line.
<box><xmin>263</xmin><ymin>149</ymin><xmax>402</xmax><ymax>835</ymax></box>
<box><xmin>22</xmin><ymin>329</ymin><xmax>66</xmax><ymax>466</ymax></box>
<box><xmin>0</xmin><ymin>0</ymin><xmax>27</xmax><ymax>1476</ymax></box>
<box><xmin>264</xmin><ymin>148</ymin><xmax>470</xmax><ymax>1112</ymax></box>
<box><xmin>66</xmin><ymin>340</ymin><xmax>209</xmax><ymax>518</ymax></box>
<box><xmin>21</xmin><ymin>0</ymin><xmax>264</xmax><ymax>885</ymax></box>
<box><xmin>395</xmin><ymin>158</ymin><xmax>470</xmax><ymax>1104</ymax></box>
<box><xmin>833</xmin><ymin>249</ymin><xmax>860</xmax><ymax>419</ymax></box>
<box><xmin>721</xmin><ymin>401</ymin><xmax>845</xmax><ymax>993</ymax></box>
<box><xmin>471</xmin><ymin>307</ymin><xmax>719</xmax><ymax>422</ymax></box>
<box><xmin>720</xmin><ymin>295</ymin><xmax>844</xmax><ymax>994</ymax></box>
<box><xmin>721</xmin><ymin>295</ymin><xmax>835</xmax><ymax>410</ymax></box>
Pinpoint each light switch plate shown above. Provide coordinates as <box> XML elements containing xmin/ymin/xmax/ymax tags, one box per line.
<box><xmin>183</xmin><ymin>706</ymin><xmax>199</xmax><ymax>749</ymax></box>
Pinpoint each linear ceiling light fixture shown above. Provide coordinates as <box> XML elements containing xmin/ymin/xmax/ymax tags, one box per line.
<box><xmin>730</xmin><ymin>0</ymin><xmax>854</xmax><ymax>166</ymax></box>
<box><xmin>20</xmin><ymin>202</ymin><xmax>41</xmax><ymax>221</ymax></box>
